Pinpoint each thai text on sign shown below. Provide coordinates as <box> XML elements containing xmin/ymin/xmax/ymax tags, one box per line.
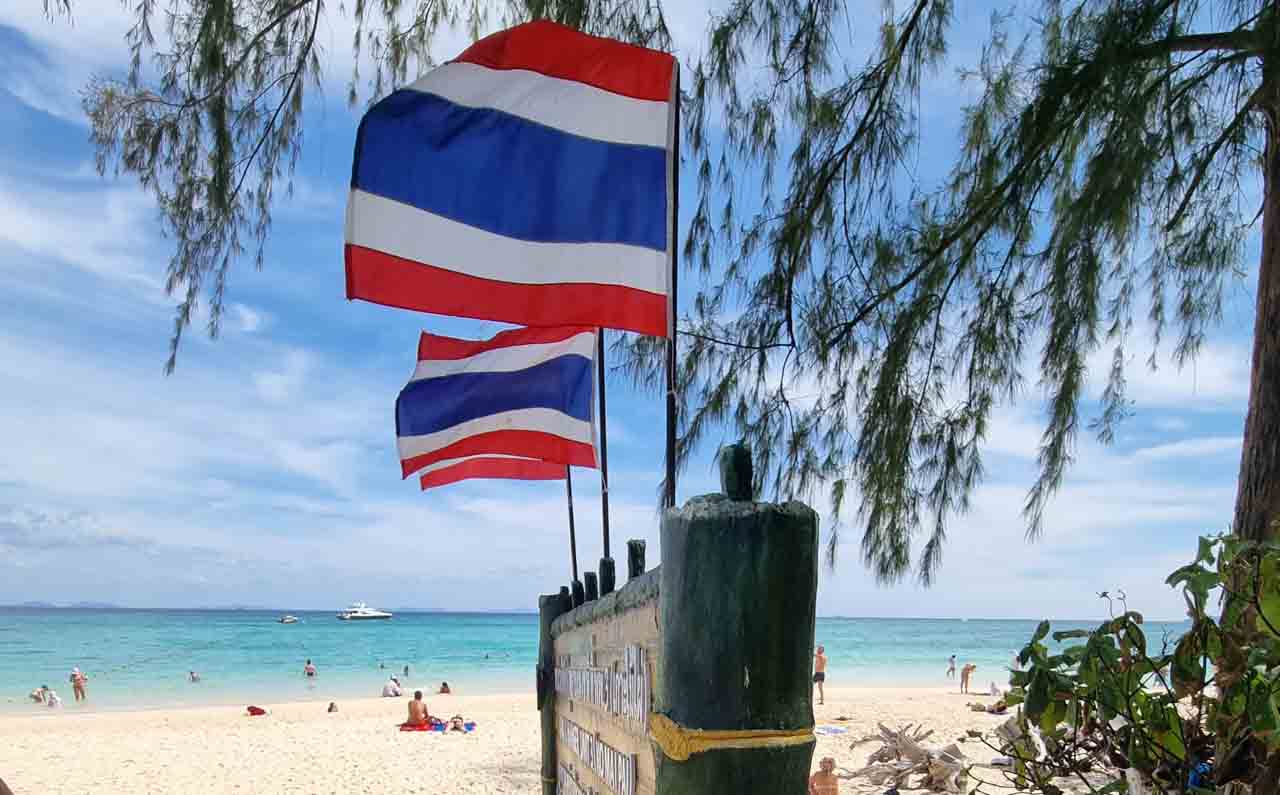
<box><xmin>559</xmin><ymin>716</ymin><xmax>637</xmax><ymax>795</ymax></box>
<box><xmin>554</xmin><ymin>644</ymin><xmax>650</xmax><ymax>726</ymax></box>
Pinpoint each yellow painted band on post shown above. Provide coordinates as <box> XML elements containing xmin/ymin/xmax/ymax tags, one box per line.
<box><xmin>649</xmin><ymin>713</ymin><xmax>815</xmax><ymax>762</ymax></box>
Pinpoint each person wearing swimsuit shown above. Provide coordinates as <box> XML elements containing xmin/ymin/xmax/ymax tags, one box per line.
<box><xmin>813</xmin><ymin>646</ymin><xmax>828</xmax><ymax>705</ymax></box>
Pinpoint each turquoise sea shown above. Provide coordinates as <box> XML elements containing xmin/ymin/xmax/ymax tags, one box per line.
<box><xmin>0</xmin><ymin>608</ymin><xmax>1189</xmax><ymax>713</ymax></box>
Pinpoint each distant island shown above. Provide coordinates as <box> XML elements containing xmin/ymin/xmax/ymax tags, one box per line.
<box><xmin>6</xmin><ymin>601</ymin><xmax>121</xmax><ymax>609</ymax></box>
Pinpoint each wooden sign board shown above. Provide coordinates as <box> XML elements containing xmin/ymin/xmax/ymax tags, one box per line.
<box><xmin>551</xmin><ymin>571</ymin><xmax>660</xmax><ymax>795</ymax></box>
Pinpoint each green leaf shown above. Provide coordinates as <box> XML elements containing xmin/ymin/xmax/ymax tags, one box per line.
<box><xmin>1172</xmin><ymin>632</ymin><xmax>1205</xmax><ymax>697</ymax></box>
<box><xmin>1032</xmin><ymin>620</ymin><xmax>1051</xmax><ymax>644</ymax></box>
<box><xmin>1053</xmin><ymin>629</ymin><xmax>1090</xmax><ymax>641</ymax></box>
<box><xmin>1039</xmin><ymin>699</ymin><xmax>1066</xmax><ymax>733</ymax></box>
<box><xmin>1258</xmin><ymin>554</ymin><xmax>1280</xmax><ymax>637</ymax></box>
<box><xmin>1025</xmin><ymin>669</ymin><xmax>1051</xmax><ymax>719</ymax></box>
<box><xmin>1249</xmin><ymin>677</ymin><xmax>1280</xmax><ymax>747</ymax></box>
<box><xmin>1197</xmin><ymin>536</ymin><xmax>1217</xmax><ymax>565</ymax></box>
<box><xmin>1153</xmin><ymin>728</ymin><xmax>1187</xmax><ymax>761</ymax></box>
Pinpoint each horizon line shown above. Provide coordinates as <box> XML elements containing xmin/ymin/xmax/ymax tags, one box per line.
<box><xmin>0</xmin><ymin>603</ymin><xmax>1191</xmax><ymax>623</ymax></box>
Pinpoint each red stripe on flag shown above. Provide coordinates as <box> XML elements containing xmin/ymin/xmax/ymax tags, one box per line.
<box><xmin>452</xmin><ymin>20</ymin><xmax>675</xmax><ymax>103</ymax></box>
<box><xmin>346</xmin><ymin>244</ymin><xmax>668</xmax><ymax>338</ymax></box>
<box><xmin>400</xmin><ymin>430</ymin><xmax>597</xmax><ymax>479</ymax></box>
<box><xmin>418</xmin><ymin>325</ymin><xmax>595</xmax><ymax>362</ymax></box>
<box><xmin>420</xmin><ymin>457</ymin><xmax>566</xmax><ymax>491</ymax></box>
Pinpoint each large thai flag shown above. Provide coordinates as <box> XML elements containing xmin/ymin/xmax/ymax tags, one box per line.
<box><xmin>344</xmin><ymin>20</ymin><xmax>677</xmax><ymax>338</ymax></box>
<box><xmin>396</xmin><ymin>325</ymin><xmax>598</xmax><ymax>488</ymax></box>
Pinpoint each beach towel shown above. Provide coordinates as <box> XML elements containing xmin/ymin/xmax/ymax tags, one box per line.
<box><xmin>814</xmin><ymin>726</ymin><xmax>849</xmax><ymax>736</ymax></box>
<box><xmin>400</xmin><ymin>722</ymin><xmax>433</xmax><ymax>732</ymax></box>
<box><xmin>246</xmin><ymin>705</ymin><xmax>267</xmax><ymax>716</ymax></box>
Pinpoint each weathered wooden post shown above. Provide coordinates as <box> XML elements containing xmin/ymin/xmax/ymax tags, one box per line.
<box><xmin>627</xmin><ymin>539</ymin><xmax>646</xmax><ymax>579</ymax></box>
<box><xmin>538</xmin><ymin>591</ymin><xmax>570</xmax><ymax>795</ymax></box>
<box><xmin>600</xmin><ymin>556</ymin><xmax>617</xmax><ymax>595</ymax></box>
<box><xmin>571</xmin><ymin>579</ymin><xmax>585</xmax><ymax>607</ymax></box>
<box><xmin>652</xmin><ymin>443</ymin><xmax>818</xmax><ymax>794</ymax></box>
<box><xmin>584</xmin><ymin>571</ymin><xmax>599</xmax><ymax>602</ymax></box>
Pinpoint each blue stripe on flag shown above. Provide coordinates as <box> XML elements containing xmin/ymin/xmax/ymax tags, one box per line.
<box><xmin>396</xmin><ymin>355</ymin><xmax>594</xmax><ymax>438</ymax></box>
<box><xmin>352</xmin><ymin>90</ymin><xmax>668</xmax><ymax>252</ymax></box>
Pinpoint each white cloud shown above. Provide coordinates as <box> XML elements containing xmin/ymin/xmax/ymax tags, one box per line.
<box><xmin>253</xmin><ymin>348</ymin><xmax>315</xmax><ymax>403</ymax></box>
<box><xmin>230</xmin><ymin>303</ymin><xmax>267</xmax><ymax>333</ymax></box>
<box><xmin>0</xmin><ymin>173</ymin><xmax>161</xmax><ymax>290</ymax></box>
<box><xmin>1133</xmin><ymin>436</ymin><xmax>1241</xmax><ymax>461</ymax></box>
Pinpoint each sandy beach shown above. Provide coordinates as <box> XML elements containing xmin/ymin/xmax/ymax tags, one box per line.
<box><xmin>0</xmin><ymin>686</ymin><xmax>1020</xmax><ymax>794</ymax></box>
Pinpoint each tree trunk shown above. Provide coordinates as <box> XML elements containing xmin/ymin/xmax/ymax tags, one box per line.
<box><xmin>1221</xmin><ymin>92</ymin><xmax>1280</xmax><ymax>795</ymax></box>
<box><xmin>1233</xmin><ymin>98</ymin><xmax>1280</xmax><ymax>544</ymax></box>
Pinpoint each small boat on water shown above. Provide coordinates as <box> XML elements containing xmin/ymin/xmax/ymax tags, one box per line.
<box><xmin>337</xmin><ymin>602</ymin><xmax>393</xmax><ymax>621</ymax></box>
<box><xmin>279</xmin><ymin>615</ymin><xmax>299</xmax><ymax>624</ymax></box>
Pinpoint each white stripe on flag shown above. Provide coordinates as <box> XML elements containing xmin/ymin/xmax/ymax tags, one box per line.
<box><xmin>410</xmin><ymin>333</ymin><xmax>596</xmax><ymax>383</ymax></box>
<box><xmin>346</xmin><ymin>189</ymin><xmax>668</xmax><ymax>294</ymax></box>
<box><xmin>408</xmin><ymin>62</ymin><xmax>669</xmax><ymax>149</ymax></box>
<box><xmin>396</xmin><ymin>407</ymin><xmax>595</xmax><ymax>461</ymax></box>
<box><xmin>418</xmin><ymin>453</ymin><xmax>553</xmax><ymax>476</ymax></box>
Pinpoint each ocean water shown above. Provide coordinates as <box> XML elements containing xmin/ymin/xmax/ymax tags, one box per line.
<box><xmin>0</xmin><ymin>608</ymin><xmax>1188</xmax><ymax>713</ymax></box>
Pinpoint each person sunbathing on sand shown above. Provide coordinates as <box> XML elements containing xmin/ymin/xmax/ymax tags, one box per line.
<box><xmin>407</xmin><ymin>691</ymin><xmax>429</xmax><ymax>726</ymax></box>
<box><xmin>438</xmin><ymin>681</ymin><xmax>451</xmax><ymax>694</ymax></box>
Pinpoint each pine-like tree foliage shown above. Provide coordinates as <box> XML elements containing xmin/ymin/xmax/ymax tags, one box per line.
<box><xmin>77</xmin><ymin>0</ymin><xmax>669</xmax><ymax>373</ymax></box>
<box><xmin>71</xmin><ymin>0</ymin><xmax>1275</xmax><ymax>584</ymax></box>
<box><xmin>619</xmin><ymin>0</ymin><xmax>1271</xmax><ymax>583</ymax></box>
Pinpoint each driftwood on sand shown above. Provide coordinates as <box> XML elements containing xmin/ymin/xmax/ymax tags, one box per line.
<box><xmin>847</xmin><ymin>723</ymin><xmax>969</xmax><ymax>793</ymax></box>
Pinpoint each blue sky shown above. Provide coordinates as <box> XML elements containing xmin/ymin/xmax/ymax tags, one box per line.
<box><xmin>0</xmin><ymin>1</ymin><xmax>1256</xmax><ymax>619</ymax></box>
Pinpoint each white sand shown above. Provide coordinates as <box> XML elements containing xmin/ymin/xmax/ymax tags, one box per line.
<box><xmin>0</xmin><ymin>686</ymin><xmax>1025</xmax><ymax>794</ymax></box>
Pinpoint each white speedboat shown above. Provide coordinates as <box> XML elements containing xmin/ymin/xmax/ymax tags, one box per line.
<box><xmin>279</xmin><ymin>615</ymin><xmax>299</xmax><ymax>624</ymax></box>
<box><xmin>336</xmin><ymin>602</ymin><xmax>393</xmax><ymax>621</ymax></box>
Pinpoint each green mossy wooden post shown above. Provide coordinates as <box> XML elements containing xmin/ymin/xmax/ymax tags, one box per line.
<box><xmin>599</xmin><ymin>557</ymin><xmax>616</xmax><ymax>595</ymax></box>
<box><xmin>537</xmin><ymin>592</ymin><xmax>569</xmax><ymax>795</ymax></box>
<box><xmin>653</xmin><ymin>443</ymin><xmax>818</xmax><ymax>794</ymax></box>
<box><xmin>571</xmin><ymin>579</ymin><xmax>585</xmax><ymax>607</ymax></box>
<box><xmin>627</xmin><ymin>539</ymin><xmax>646</xmax><ymax>579</ymax></box>
<box><xmin>584</xmin><ymin>571</ymin><xmax>599</xmax><ymax>602</ymax></box>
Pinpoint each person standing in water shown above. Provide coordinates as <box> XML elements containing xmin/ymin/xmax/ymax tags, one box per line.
<box><xmin>70</xmin><ymin>667</ymin><xmax>87</xmax><ymax>702</ymax></box>
<box><xmin>813</xmin><ymin>645</ymin><xmax>828</xmax><ymax>705</ymax></box>
<box><xmin>946</xmin><ymin>655</ymin><xmax>957</xmax><ymax>679</ymax></box>
<box><xmin>303</xmin><ymin>659</ymin><xmax>317</xmax><ymax>678</ymax></box>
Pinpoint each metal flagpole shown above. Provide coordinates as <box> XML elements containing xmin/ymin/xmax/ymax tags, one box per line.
<box><xmin>597</xmin><ymin>330</ymin><xmax>611</xmax><ymax>558</ymax></box>
<box><xmin>664</xmin><ymin>67</ymin><xmax>680</xmax><ymax>510</ymax></box>
<box><xmin>565</xmin><ymin>466</ymin><xmax>579</xmax><ymax>581</ymax></box>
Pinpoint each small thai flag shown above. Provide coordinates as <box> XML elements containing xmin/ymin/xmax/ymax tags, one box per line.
<box><xmin>344</xmin><ymin>20</ymin><xmax>677</xmax><ymax>338</ymax></box>
<box><xmin>396</xmin><ymin>325</ymin><xmax>597</xmax><ymax>489</ymax></box>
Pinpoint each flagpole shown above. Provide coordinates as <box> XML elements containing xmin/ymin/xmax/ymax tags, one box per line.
<box><xmin>565</xmin><ymin>465</ymin><xmax>579</xmax><ymax>582</ymax></box>
<box><xmin>597</xmin><ymin>330</ymin><xmax>611</xmax><ymax>558</ymax></box>
<box><xmin>664</xmin><ymin>67</ymin><xmax>680</xmax><ymax>511</ymax></box>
